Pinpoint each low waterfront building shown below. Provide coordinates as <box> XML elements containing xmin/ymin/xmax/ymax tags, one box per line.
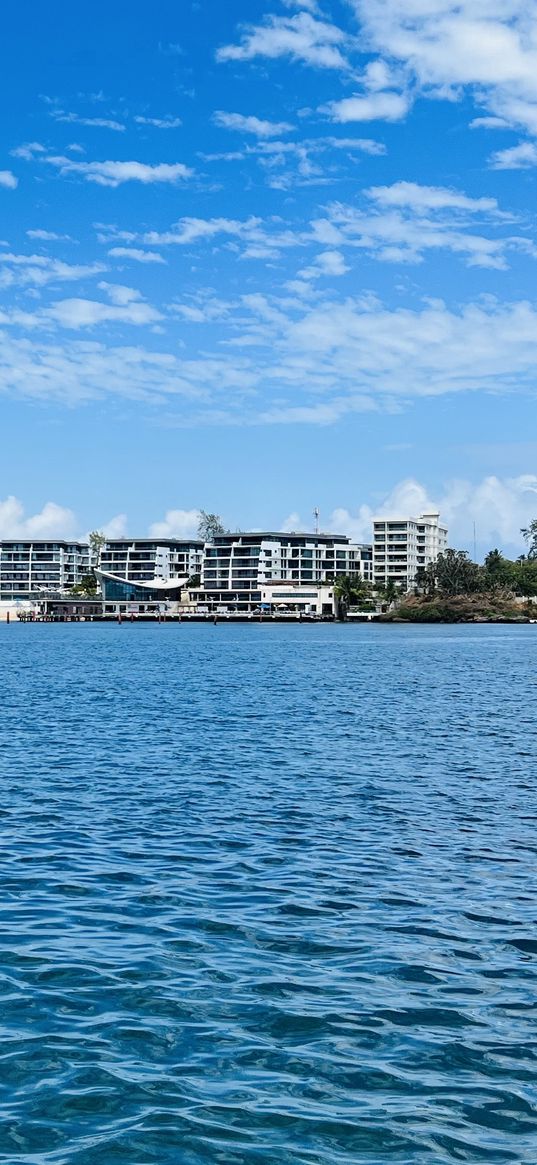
<box><xmin>372</xmin><ymin>511</ymin><xmax>448</xmax><ymax>589</ymax></box>
<box><xmin>194</xmin><ymin>532</ymin><xmax>373</xmax><ymax>612</ymax></box>
<box><xmin>258</xmin><ymin>582</ymin><xmax>335</xmax><ymax>616</ymax></box>
<box><xmin>96</xmin><ymin>570</ymin><xmax>187</xmax><ymax>616</ymax></box>
<box><xmin>0</xmin><ymin>540</ymin><xmax>90</xmax><ymax>601</ymax></box>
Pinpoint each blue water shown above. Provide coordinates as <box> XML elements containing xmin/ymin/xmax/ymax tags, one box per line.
<box><xmin>0</xmin><ymin>622</ymin><xmax>536</xmax><ymax>1164</ymax></box>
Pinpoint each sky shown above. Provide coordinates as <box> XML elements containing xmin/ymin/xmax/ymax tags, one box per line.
<box><xmin>2</xmin><ymin>0</ymin><xmax>537</xmax><ymax>556</ymax></box>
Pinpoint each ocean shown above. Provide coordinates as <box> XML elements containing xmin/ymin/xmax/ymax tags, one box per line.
<box><xmin>0</xmin><ymin>622</ymin><xmax>536</xmax><ymax>1163</ymax></box>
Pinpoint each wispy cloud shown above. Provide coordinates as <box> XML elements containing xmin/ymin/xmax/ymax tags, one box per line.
<box><xmin>108</xmin><ymin>246</ymin><xmax>166</xmax><ymax>264</ymax></box>
<box><xmin>325</xmin><ymin>91</ymin><xmax>410</xmax><ymax>123</ymax></box>
<box><xmin>0</xmin><ymin>252</ymin><xmax>105</xmax><ymax>289</ymax></box>
<box><xmin>134</xmin><ymin>115</ymin><xmax>183</xmax><ymax>129</ymax></box>
<box><xmin>50</xmin><ymin>110</ymin><xmax>126</xmax><ymax>131</ymax></box>
<box><xmin>217</xmin><ymin>12</ymin><xmax>349</xmax><ymax>70</ymax></box>
<box><xmin>490</xmin><ymin>142</ymin><xmax>537</xmax><ymax>169</ymax></box>
<box><xmin>26</xmin><ymin>229</ymin><xmax>74</xmax><ymax>241</ymax></box>
<box><xmin>0</xmin><ymin>170</ymin><xmax>18</xmax><ymax>189</ymax></box>
<box><xmin>45</xmin><ymin>155</ymin><xmax>193</xmax><ymax>186</ymax></box>
<box><xmin>213</xmin><ymin>111</ymin><xmax>293</xmax><ymax>137</ymax></box>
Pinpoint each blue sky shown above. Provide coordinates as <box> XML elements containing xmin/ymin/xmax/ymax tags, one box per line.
<box><xmin>2</xmin><ymin>0</ymin><xmax>537</xmax><ymax>554</ymax></box>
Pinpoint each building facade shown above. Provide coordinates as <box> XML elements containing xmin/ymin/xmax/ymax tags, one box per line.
<box><xmin>194</xmin><ymin>532</ymin><xmax>373</xmax><ymax>612</ymax></box>
<box><xmin>372</xmin><ymin>511</ymin><xmax>448</xmax><ymax>589</ymax></box>
<box><xmin>0</xmin><ymin>540</ymin><xmax>90</xmax><ymax>601</ymax></box>
<box><xmin>100</xmin><ymin>538</ymin><xmax>203</xmax><ymax>584</ymax></box>
<box><xmin>96</xmin><ymin>538</ymin><xmax>203</xmax><ymax>615</ymax></box>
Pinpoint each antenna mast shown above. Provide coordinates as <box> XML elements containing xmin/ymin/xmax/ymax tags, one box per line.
<box><xmin>313</xmin><ymin>507</ymin><xmax>320</xmax><ymax>535</ymax></box>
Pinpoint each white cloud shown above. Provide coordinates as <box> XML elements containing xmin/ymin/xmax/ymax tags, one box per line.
<box><xmin>0</xmin><ymin>496</ymin><xmax>77</xmax><ymax>538</ymax></box>
<box><xmin>326</xmin><ymin>91</ymin><xmax>410</xmax><ymax>122</ymax></box>
<box><xmin>349</xmin><ymin>0</ymin><xmax>537</xmax><ymax>134</ymax></box>
<box><xmin>366</xmin><ymin>181</ymin><xmax>500</xmax><ymax>213</ymax></box>
<box><xmin>11</xmin><ymin>142</ymin><xmax>46</xmax><ymax>161</ymax></box>
<box><xmin>299</xmin><ymin>249</ymin><xmax>349</xmax><ymax>279</ymax></box>
<box><xmin>213</xmin><ymin>111</ymin><xmax>293</xmax><ymax>136</ymax></box>
<box><xmin>281</xmin><ymin>511</ymin><xmax>302</xmax><ymax>531</ymax></box>
<box><xmin>217</xmin><ymin>12</ymin><xmax>349</xmax><ymax>70</ymax></box>
<box><xmin>142</xmin><ymin>215</ymin><xmax>302</xmax><ymax>258</ymax></box>
<box><xmin>0</xmin><ymin>170</ymin><xmax>18</xmax><ymax>189</ymax></box>
<box><xmin>134</xmin><ymin>115</ymin><xmax>183</xmax><ymax>128</ymax></box>
<box><xmin>43</xmin><ymin>296</ymin><xmax>162</xmax><ymax>329</ymax></box>
<box><xmin>0</xmin><ymin>333</ymin><xmax>199</xmax><ymax>403</ymax></box>
<box><xmin>490</xmin><ymin>141</ymin><xmax>537</xmax><ymax>169</ymax></box>
<box><xmin>281</xmin><ymin>0</ymin><xmax>320</xmax><ymax>12</ymax></box>
<box><xmin>470</xmin><ymin>115</ymin><xmax>510</xmax><ymax>128</ymax></box>
<box><xmin>108</xmin><ymin>246</ymin><xmax>166</xmax><ymax>264</ymax></box>
<box><xmin>50</xmin><ymin>111</ymin><xmax>126</xmax><ymax>131</ymax></box>
<box><xmin>101</xmin><ymin>513</ymin><xmax>128</xmax><ymax>538</ymax></box>
<box><xmin>0</xmin><ymin>253</ymin><xmax>105</xmax><ymax>288</ymax></box>
<box><xmin>97</xmin><ymin>282</ymin><xmax>143</xmax><ymax>305</ymax></box>
<box><xmin>44</xmin><ymin>155</ymin><xmax>193</xmax><ymax>186</ymax></box>
<box><xmin>26</xmin><ymin>229</ymin><xmax>73</xmax><ymax>241</ymax></box>
<box><xmin>328</xmin><ymin>475</ymin><xmax>537</xmax><ymax>556</ymax></box>
<box><xmin>6</xmin><ymin>293</ymin><xmax>537</xmax><ymax>424</ymax></box>
<box><xmin>326</xmin><ymin>136</ymin><xmax>386</xmax><ymax>155</ymax></box>
<box><xmin>149</xmin><ymin>509</ymin><xmax>200</xmax><ymax>538</ymax></box>
<box><xmin>310</xmin><ymin>191</ymin><xmax>523</xmax><ymax>269</ymax></box>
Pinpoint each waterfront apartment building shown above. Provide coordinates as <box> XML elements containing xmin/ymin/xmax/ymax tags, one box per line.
<box><xmin>100</xmin><ymin>539</ymin><xmax>203</xmax><ymax>584</ymax></box>
<box><xmin>97</xmin><ymin>538</ymin><xmax>204</xmax><ymax>612</ymax></box>
<box><xmin>372</xmin><ymin>511</ymin><xmax>448</xmax><ymax>589</ymax></box>
<box><xmin>195</xmin><ymin>532</ymin><xmax>373</xmax><ymax>611</ymax></box>
<box><xmin>0</xmin><ymin>540</ymin><xmax>90</xmax><ymax>601</ymax></box>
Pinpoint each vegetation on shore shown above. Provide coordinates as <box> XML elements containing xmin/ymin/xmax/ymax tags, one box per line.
<box><xmin>381</xmin><ymin>534</ymin><xmax>537</xmax><ymax>622</ymax></box>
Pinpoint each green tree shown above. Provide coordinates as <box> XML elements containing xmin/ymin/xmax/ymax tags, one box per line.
<box><xmin>70</xmin><ymin>572</ymin><xmax>99</xmax><ymax>597</ymax></box>
<box><xmin>415</xmin><ymin>563</ymin><xmax>436</xmax><ymax>596</ymax></box>
<box><xmin>384</xmin><ymin>578</ymin><xmax>398</xmax><ymax>605</ymax></box>
<box><xmin>198</xmin><ymin>511</ymin><xmax>225</xmax><ymax>541</ymax></box>
<box><xmin>429</xmin><ymin>549</ymin><xmax>484</xmax><ymax>596</ymax></box>
<box><xmin>88</xmin><ymin>530</ymin><xmax>106</xmax><ymax>567</ymax></box>
<box><xmin>513</xmin><ymin>560</ymin><xmax>537</xmax><ymax>597</ymax></box>
<box><xmin>521</xmin><ymin>519</ymin><xmax>537</xmax><ymax>560</ymax></box>
<box><xmin>333</xmin><ymin>574</ymin><xmax>372</xmax><ymax>618</ymax></box>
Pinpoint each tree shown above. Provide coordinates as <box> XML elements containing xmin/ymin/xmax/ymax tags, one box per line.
<box><xmin>521</xmin><ymin>520</ymin><xmax>537</xmax><ymax>560</ymax></box>
<box><xmin>187</xmin><ymin>573</ymin><xmax>201</xmax><ymax>588</ymax></box>
<box><xmin>88</xmin><ymin>530</ymin><xmax>106</xmax><ymax>567</ymax></box>
<box><xmin>333</xmin><ymin>574</ymin><xmax>372</xmax><ymax>618</ymax></box>
<box><xmin>70</xmin><ymin>572</ymin><xmax>99</xmax><ymax>597</ymax></box>
<box><xmin>384</xmin><ymin>579</ymin><xmax>398</xmax><ymax>605</ymax></box>
<box><xmin>198</xmin><ymin>511</ymin><xmax>225</xmax><ymax>541</ymax></box>
<box><xmin>482</xmin><ymin>549</ymin><xmax>537</xmax><ymax>597</ymax></box>
<box><xmin>429</xmin><ymin>549</ymin><xmax>484</xmax><ymax>596</ymax></box>
<box><xmin>415</xmin><ymin>564</ymin><xmax>436</xmax><ymax>596</ymax></box>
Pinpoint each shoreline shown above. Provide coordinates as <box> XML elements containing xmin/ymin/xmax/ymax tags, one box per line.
<box><xmin>2</xmin><ymin>614</ymin><xmax>534</xmax><ymax>626</ymax></box>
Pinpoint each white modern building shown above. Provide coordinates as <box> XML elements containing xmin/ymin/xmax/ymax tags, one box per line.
<box><xmin>259</xmin><ymin>582</ymin><xmax>336</xmax><ymax>616</ymax></box>
<box><xmin>372</xmin><ymin>512</ymin><xmax>448</xmax><ymax>589</ymax></box>
<box><xmin>194</xmin><ymin>531</ymin><xmax>373</xmax><ymax>612</ymax></box>
<box><xmin>100</xmin><ymin>538</ymin><xmax>203</xmax><ymax>584</ymax></box>
<box><xmin>96</xmin><ymin>538</ymin><xmax>204</xmax><ymax>615</ymax></box>
<box><xmin>0</xmin><ymin>540</ymin><xmax>90</xmax><ymax>601</ymax></box>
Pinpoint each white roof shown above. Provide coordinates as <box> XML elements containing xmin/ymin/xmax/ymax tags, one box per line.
<box><xmin>96</xmin><ymin>568</ymin><xmax>187</xmax><ymax>592</ymax></box>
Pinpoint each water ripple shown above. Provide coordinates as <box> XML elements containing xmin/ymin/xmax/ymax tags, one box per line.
<box><xmin>0</xmin><ymin>623</ymin><xmax>536</xmax><ymax>1163</ymax></box>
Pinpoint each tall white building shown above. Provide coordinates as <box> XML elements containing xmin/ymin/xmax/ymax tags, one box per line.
<box><xmin>197</xmin><ymin>532</ymin><xmax>373</xmax><ymax>611</ymax></box>
<box><xmin>372</xmin><ymin>512</ymin><xmax>448</xmax><ymax>589</ymax></box>
<box><xmin>0</xmin><ymin>541</ymin><xmax>90</xmax><ymax>601</ymax></box>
